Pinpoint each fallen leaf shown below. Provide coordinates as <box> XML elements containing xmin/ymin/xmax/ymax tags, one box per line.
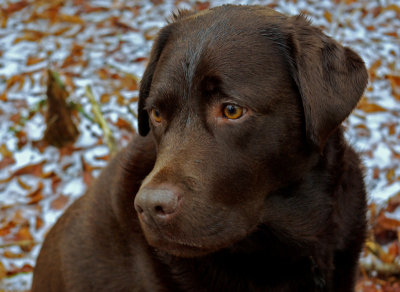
<box><xmin>0</xmin><ymin>156</ymin><xmax>15</xmax><ymax>170</ymax></box>
<box><xmin>0</xmin><ymin>160</ymin><xmax>46</xmax><ymax>184</ymax></box>
<box><xmin>369</xmin><ymin>59</ymin><xmax>382</xmax><ymax>80</ymax></box>
<box><xmin>16</xmin><ymin>177</ymin><xmax>32</xmax><ymax>190</ymax></box>
<box><xmin>26</xmin><ymin>56</ymin><xmax>45</xmax><ymax>66</ymax></box>
<box><xmin>50</xmin><ymin>194</ymin><xmax>69</xmax><ymax>210</ymax></box>
<box><xmin>3</xmin><ymin>251</ymin><xmax>25</xmax><ymax>259</ymax></box>
<box><xmin>35</xmin><ymin>216</ymin><xmax>44</xmax><ymax>231</ymax></box>
<box><xmin>324</xmin><ymin>10</ymin><xmax>332</xmax><ymax>23</ymax></box>
<box><xmin>357</xmin><ymin>98</ymin><xmax>387</xmax><ymax>113</ymax></box>
<box><xmin>0</xmin><ymin>261</ymin><xmax>5</xmax><ymax>280</ymax></box>
<box><xmin>2</xmin><ymin>0</ymin><xmax>29</xmax><ymax>15</ymax></box>
<box><xmin>6</xmin><ymin>264</ymin><xmax>34</xmax><ymax>277</ymax></box>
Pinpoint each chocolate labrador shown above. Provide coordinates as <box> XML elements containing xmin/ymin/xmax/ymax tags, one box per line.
<box><xmin>32</xmin><ymin>5</ymin><xmax>368</xmax><ymax>292</ymax></box>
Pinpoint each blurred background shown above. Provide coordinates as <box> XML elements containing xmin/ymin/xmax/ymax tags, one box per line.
<box><xmin>0</xmin><ymin>0</ymin><xmax>399</xmax><ymax>290</ymax></box>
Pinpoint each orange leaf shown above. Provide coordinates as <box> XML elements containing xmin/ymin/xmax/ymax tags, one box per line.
<box><xmin>195</xmin><ymin>1</ymin><xmax>210</xmax><ymax>11</ymax></box>
<box><xmin>368</xmin><ymin>59</ymin><xmax>382</xmax><ymax>80</ymax></box>
<box><xmin>6</xmin><ymin>75</ymin><xmax>23</xmax><ymax>90</ymax></box>
<box><xmin>50</xmin><ymin>194</ymin><xmax>69</xmax><ymax>210</ymax></box>
<box><xmin>115</xmin><ymin>117</ymin><xmax>134</xmax><ymax>132</ymax></box>
<box><xmin>385</xmin><ymin>31</ymin><xmax>398</xmax><ymax>38</ymax></box>
<box><xmin>3</xmin><ymin>251</ymin><xmax>25</xmax><ymax>259</ymax></box>
<box><xmin>53</xmin><ymin>26</ymin><xmax>71</xmax><ymax>36</ymax></box>
<box><xmin>0</xmin><ymin>144</ymin><xmax>12</xmax><ymax>158</ymax></box>
<box><xmin>377</xmin><ymin>213</ymin><xmax>400</xmax><ymax>231</ymax></box>
<box><xmin>16</xmin><ymin>177</ymin><xmax>32</xmax><ymax>190</ymax></box>
<box><xmin>14</xmin><ymin>226</ymin><xmax>33</xmax><ymax>242</ymax></box>
<box><xmin>58</xmin><ymin>14</ymin><xmax>84</xmax><ymax>24</ymax></box>
<box><xmin>3</xmin><ymin>0</ymin><xmax>29</xmax><ymax>14</ymax></box>
<box><xmin>100</xmin><ymin>93</ymin><xmax>111</xmax><ymax>103</ymax></box>
<box><xmin>386</xmin><ymin>168</ymin><xmax>396</xmax><ymax>184</ymax></box>
<box><xmin>81</xmin><ymin>156</ymin><xmax>94</xmax><ymax>186</ymax></box>
<box><xmin>323</xmin><ymin>10</ymin><xmax>332</xmax><ymax>23</ymax></box>
<box><xmin>26</xmin><ymin>56</ymin><xmax>45</xmax><ymax>66</ymax></box>
<box><xmin>0</xmin><ymin>91</ymin><xmax>7</xmax><ymax>101</ymax></box>
<box><xmin>0</xmin><ymin>156</ymin><xmax>15</xmax><ymax>170</ymax></box>
<box><xmin>0</xmin><ymin>261</ymin><xmax>6</xmax><ymax>280</ymax></box>
<box><xmin>26</xmin><ymin>181</ymin><xmax>43</xmax><ymax>198</ymax></box>
<box><xmin>357</xmin><ymin>98</ymin><xmax>387</xmax><ymax>113</ymax></box>
<box><xmin>385</xmin><ymin>4</ymin><xmax>400</xmax><ymax>14</ymax></box>
<box><xmin>6</xmin><ymin>264</ymin><xmax>34</xmax><ymax>277</ymax></box>
<box><xmin>0</xmin><ymin>160</ymin><xmax>46</xmax><ymax>183</ymax></box>
<box><xmin>35</xmin><ymin>216</ymin><xmax>44</xmax><ymax>231</ymax></box>
<box><xmin>13</xmin><ymin>30</ymin><xmax>47</xmax><ymax>44</ymax></box>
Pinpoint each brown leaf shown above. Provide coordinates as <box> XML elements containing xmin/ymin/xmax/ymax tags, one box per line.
<box><xmin>0</xmin><ymin>91</ymin><xmax>7</xmax><ymax>101</ymax></box>
<box><xmin>58</xmin><ymin>14</ymin><xmax>83</xmax><ymax>24</ymax></box>
<box><xmin>14</xmin><ymin>225</ymin><xmax>33</xmax><ymax>242</ymax></box>
<box><xmin>323</xmin><ymin>10</ymin><xmax>332</xmax><ymax>23</ymax></box>
<box><xmin>385</xmin><ymin>4</ymin><xmax>400</xmax><ymax>14</ymax></box>
<box><xmin>53</xmin><ymin>26</ymin><xmax>71</xmax><ymax>36</ymax></box>
<box><xmin>0</xmin><ymin>261</ymin><xmax>5</xmax><ymax>280</ymax></box>
<box><xmin>26</xmin><ymin>181</ymin><xmax>43</xmax><ymax>198</ymax></box>
<box><xmin>0</xmin><ymin>160</ymin><xmax>45</xmax><ymax>184</ymax></box>
<box><xmin>195</xmin><ymin>1</ymin><xmax>210</xmax><ymax>11</ymax></box>
<box><xmin>16</xmin><ymin>177</ymin><xmax>32</xmax><ymax>190</ymax></box>
<box><xmin>121</xmin><ymin>74</ymin><xmax>138</xmax><ymax>91</ymax></box>
<box><xmin>26</xmin><ymin>182</ymin><xmax>44</xmax><ymax>205</ymax></box>
<box><xmin>0</xmin><ymin>156</ymin><xmax>15</xmax><ymax>170</ymax></box>
<box><xmin>16</xmin><ymin>130</ymin><xmax>28</xmax><ymax>149</ymax></box>
<box><xmin>26</xmin><ymin>56</ymin><xmax>45</xmax><ymax>66</ymax></box>
<box><xmin>132</xmin><ymin>57</ymin><xmax>148</xmax><ymax>63</ymax></box>
<box><xmin>377</xmin><ymin>212</ymin><xmax>400</xmax><ymax>231</ymax></box>
<box><xmin>368</xmin><ymin>59</ymin><xmax>382</xmax><ymax>80</ymax></box>
<box><xmin>6</xmin><ymin>75</ymin><xmax>23</xmax><ymax>90</ymax></box>
<box><xmin>2</xmin><ymin>0</ymin><xmax>29</xmax><ymax>14</ymax></box>
<box><xmin>6</xmin><ymin>264</ymin><xmax>34</xmax><ymax>277</ymax></box>
<box><xmin>386</xmin><ymin>168</ymin><xmax>396</xmax><ymax>184</ymax></box>
<box><xmin>3</xmin><ymin>251</ymin><xmax>25</xmax><ymax>259</ymax></box>
<box><xmin>13</xmin><ymin>30</ymin><xmax>47</xmax><ymax>44</ymax></box>
<box><xmin>114</xmin><ymin>117</ymin><xmax>134</xmax><ymax>132</ymax></box>
<box><xmin>357</xmin><ymin>98</ymin><xmax>387</xmax><ymax>113</ymax></box>
<box><xmin>94</xmin><ymin>154</ymin><xmax>110</xmax><ymax>161</ymax></box>
<box><xmin>50</xmin><ymin>194</ymin><xmax>69</xmax><ymax>210</ymax></box>
<box><xmin>51</xmin><ymin>175</ymin><xmax>62</xmax><ymax>193</ymax></box>
<box><xmin>35</xmin><ymin>216</ymin><xmax>44</xmax><ymax>231</ymax></box>
<box><xmin>100</xmin><ymin>93</ymin><xmax>111</xmax><ymax>103</ymax></box>
<box><xmin>387</xmin><ymin>74</ymin><xmax>400</xmax><ymax>101</ymax></box>
<box><xmin>81</xmin><ymin>156</ymin><xmax>94</xmax><ymax>186</ymax></box>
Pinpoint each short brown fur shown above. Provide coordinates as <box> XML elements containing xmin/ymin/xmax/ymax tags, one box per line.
<box><xmin>33</xmin><ymin>5</ymin><xmax>368</xmax><ymax>292</ymax></box>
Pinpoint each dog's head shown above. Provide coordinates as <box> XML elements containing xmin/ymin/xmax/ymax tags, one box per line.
<box><xmin>134</xmin><ymin>5</ymin><xmax>368</xmax><ymax>257</ymax></box>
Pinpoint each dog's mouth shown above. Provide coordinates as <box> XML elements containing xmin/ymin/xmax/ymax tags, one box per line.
<box><xmin>142</xmin><ymin>226</ymin><xmax>216</xmax><ymax>257</ymax></box>
<box><xmin>138</xmin><ymin>216</ymin><xmax>254</xmax><ymax>258</ymax></box>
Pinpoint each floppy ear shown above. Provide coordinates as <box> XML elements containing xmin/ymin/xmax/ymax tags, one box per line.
<box><xmin>138</xmin><ymin>10</ymin><xmax>194</xmax><ymax>136</ymax></box>
<box><xmin>138</xmin><ymin>25</ymin><xmax>173</xmax><ymax>136</ymax></box>
<box><xmin>286</xmin><ymin>15</ymin><xmax>368</xmax><ymax>149</ymax></box>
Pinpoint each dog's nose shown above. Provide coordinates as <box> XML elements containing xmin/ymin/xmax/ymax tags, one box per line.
<box><xmin>134</xmin><ymin>187</ymin><xmax>180</xmax><ymax>224</ymax></box>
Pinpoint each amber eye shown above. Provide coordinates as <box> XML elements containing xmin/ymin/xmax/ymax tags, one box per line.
<box><xmin>151</xmin><ymin>108</ymin><xmax>162</xmax><ymax>124</ymax></box>
<box><xmin>222</xmin><ymin>104</ymin><xmax>244</xmax><ymax>119</ymax></box>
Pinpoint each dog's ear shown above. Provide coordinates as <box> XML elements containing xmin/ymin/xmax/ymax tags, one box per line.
<box><xmin>138</xmin><ymin>11</ymin><xmax>194</xmax><ymax>136</ymax></box>
<box><xmin>138</xmin><ymin>25</ymin><xmax>173</xmax><ymax>136</ymax></box>
<box><xmin>286</xmin><ymin>15</ymin><xmax>368</xmax><ymax>149</ymax></box>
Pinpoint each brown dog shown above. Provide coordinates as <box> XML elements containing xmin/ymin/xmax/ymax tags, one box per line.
<box><xmin>32</xmin><ymin>5</ymin><xmax>368</xmax><ymax>292</ymax></box>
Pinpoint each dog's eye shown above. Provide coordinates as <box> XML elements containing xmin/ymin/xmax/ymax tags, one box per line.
<box><xmin>223</xmin><ymin>104</ymin><xmax>244</xmax><ymax>120</ymax></box>
<box><xmin>150</xmin><ymin>108</ymin><xmax>162</xmax><ymax>124</ymax></box>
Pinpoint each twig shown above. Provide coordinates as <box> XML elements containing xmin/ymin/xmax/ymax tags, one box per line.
<box><xmin>85</xmin><ymin>85</ymin><xmax>117</xmax><ymax>156</ymax></box>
